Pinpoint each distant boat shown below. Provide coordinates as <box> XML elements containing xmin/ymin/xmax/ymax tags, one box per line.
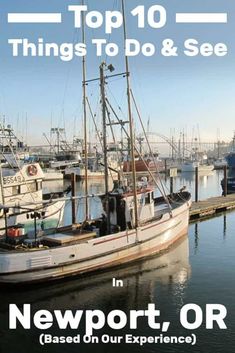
<box><xmin>225</xmin><ymin>133</ymin><xmax>235</xmax><ymax>169</ymax></box>
<box><xmin>221</xmin><ymin>177</ymin><xmax>235</xmax><ymax>194</ymax></box>
<box><xmin>0</xmin><ymin>123</ymin><xmax>29</xmax><ymax>168</ymax></box>
<box><xmin>123</xmin><ymin>158</ymin><xmax>164</xmax><ymax>173</ymax></box>
<box><xmin>213</xmin><ymin>158</ymin><xmax>227</xmax><ymax>170</ymax></box>
<box><xmin>221</xmin><ymin>168</ymin><xmax>235</xmax><ymax>194</ymax></box>
<box><xmin>0</xmin><ymin>163</ymin><xmax>65</xmax><ymax>234</ymax></box>
<box><xmin>225</xmin><ymin>153</ymin><xmax>235</xmax><ymax>169</ymax></box>
<box><xmin>43</xmin><ymin>169</ymin><xmax>64</xmax><ymax>181</ymax></box>
<box><xmin>181</xmin><ymin>161</ymin><xmax>214</xmax><ymax>173</ymax></box>
<box><xmin>65</xmin><ymin>167</ymin><xmax>118</xmax><ymax>180</ymax></box>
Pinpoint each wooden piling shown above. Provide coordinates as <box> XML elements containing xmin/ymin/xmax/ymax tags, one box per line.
<box><xmin>170</xmin><ymin>177</ymin><xmax>173</xmax><ymax>194</ymax></box>
<box><xmin>223</xmin><ymin>166</ymin><xmax>227</xmax><ymax>197</ymax></box>
<box><xmin>71</xmin><ymin>173</ymin><xmax>76</xmax><ymax>224</ymax></box>
<box><xmin>195</xmin><ymin>166</ymin><xmax>199</xmax><ymax>203</ymax></box>
<box><xmin>164</xmin><ymin>159</ymin><xmax>167</xmax><ymax>181</ymax></box>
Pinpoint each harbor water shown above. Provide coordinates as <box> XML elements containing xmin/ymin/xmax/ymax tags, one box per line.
<box><xmin>63</xmin><ymin>170</ymin><xmax>224</xmax><ymax>222</ymax></box>
<box><xmin>0</xmin><ymin>170</ymin><xmax>234</xmax><ymax>353</ymax></box>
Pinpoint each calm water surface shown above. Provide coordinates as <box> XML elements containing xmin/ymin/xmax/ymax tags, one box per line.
<box><xmin>0</xmin><ymin>171</ymin><xmax>234</xmax><ymax>353</ymax></box>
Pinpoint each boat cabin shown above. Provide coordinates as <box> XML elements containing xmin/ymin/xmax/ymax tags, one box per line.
<box><xmin>0</xmin><ymin>163</ymin><xmax>44</xmax><ymax>207</ymax></box>
<box><xmin>100</xmin><ymin>180</ymin><xmax>155</xmax><ymax>234</ymax></box>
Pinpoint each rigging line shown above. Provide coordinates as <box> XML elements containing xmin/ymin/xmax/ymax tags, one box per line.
<box><xmin>105</xmin><ymin>105</ymin><xmax>125</xmax><ymax>181</ymax></box>
<box><xmin>107</xmin><ymin>96</ymin><xmax>172</xmax><ymax>195</ymax></box>
<box><xmin>105</xmin><ymin>97</ymin><xmax>127</xmax><ymax>151</ymax></box>
<box><xmin>87</xmin><ymin>93</ymin><xmax>103</xmax><ymax>149</ymax></box>
<box><xmin>105</xmin><ymin>103</ymin><xmax>116</xmax><ymax>143</ymax></box>
<box><xmin>105</xmin><ymin>97</ymin><xmax>168</xmax><ymax>197</ymax></box>
<box><xmin>130</xmin><ymin>89</ymin><xmax>172</xmax><ymax>210</ymax></box>
<box><xmin>86</xmin><ymin>97</ymin><xmax>103</xmax><ymax>149</ymax></box>
<box><xmin>133</xmin><ymin>145</ymin><xmax>172</xmax><ymax>210</ymax></box>
<box><xmin>106</xmin><ymin>85</ymin><xmax>126</xmax><ymax>119</ymax></box>
<box><xmin>58</xmin><ymin>23</ymin><xmax>82</xmax><ymax>131</ymax></box>
<box><xmin>100</xmin><ymin>99</ymin><xmax>124</xmax><ymax>179</ymax></box>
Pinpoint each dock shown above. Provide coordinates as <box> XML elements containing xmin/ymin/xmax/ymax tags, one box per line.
<box><xmin>190</xmin><ymin>194</ymin><xmax>235</xmax><ymax>221</ymax></box>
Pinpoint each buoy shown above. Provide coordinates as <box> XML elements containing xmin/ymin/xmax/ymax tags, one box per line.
<box><xmin>27</xmin><ymin>164</ymin><xmax>38</xmax><ymax>176</ymax></box>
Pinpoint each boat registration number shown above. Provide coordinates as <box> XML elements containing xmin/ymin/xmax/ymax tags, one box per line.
<box><xmin>3</xmin><ymin>176</ymin><xmax>23</xmax><ymax>185</ymax></box>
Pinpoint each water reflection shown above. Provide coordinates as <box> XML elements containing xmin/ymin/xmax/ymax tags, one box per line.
<box><xmin>0</xmin><ymin>236</ymin><xmax>190</xmax><ymax>305</ymax></box>
<box><xmin>192</xmin><ymin>214</ymin><xmax>228</xmax><ymax>253</ymax></box>
<box><xmin>0</xmin><ymin>236</ymin><xmax>191</xmax><ymax>352</ymax></box>
<box><xmin>223</xmin><ymin>214</ymin><xmax>227</xmax><ymax>240</ymax></box>
<box><xmin>194</xmin><ymin>223</ymin><xmax>199</xmax><ymax>254</ymax></box>
<box><xmin>1</xmin><ymin>208</ymin><xmax>235</xmax><ymax>353</ymax></box>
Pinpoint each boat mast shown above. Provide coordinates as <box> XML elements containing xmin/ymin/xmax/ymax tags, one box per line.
<box><xmin>82</xmin><ymin>0</ymin><xmax>89</xmax><ymax>220</ymax></box>
<box><xmin>0</xmin><ymin>164</ymin><xmax>5</xmax><ymax>205</ymax></box>
<box><xmin>121</xmin><ymin>0</ymin><xmax>139</xmax><ymax>228</ymax></box>
<box><xmin>100</xmin><ymin>63</ymin><xmax>110</xmax><ymax>234</ymax></box>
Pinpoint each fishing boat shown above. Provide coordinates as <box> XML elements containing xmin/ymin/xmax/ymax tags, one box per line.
<box><xmin>0</xmin><ymin>184</ymin><xmax>191</xmax><ymax>284</ymax></box>
<box><xmin>0</xmin><ymin>69</ymin><xmax>191</xmax><ymax>284</ymax></box>
<box><xmin>43</xmin><ymin>127</ymin><xmax>82</xmax><ymax>171</ymax></box>
<box><xmin>180</xmin><ymin>136</ymin><xmax>213</xmax><ymax>173</ymax></box>
<box><xmin>225</xmin><ymin>133</ymin><xmax>235</xmax><ymax>169</ymax></box>
<box><xmin>213</xmin><ymin>158</ymin><xmax>227</xmax><ymax>170</ymax></box>
<box><xmin>0</xmin><ymin>0</ymin><xmax>191</xmax><ymax>284</ymax></box>
<box><xmin>181</xmin><ymin>161</ymin><xmax>214</xmax><ymax>173</ymax></box>
<box><xmin>221</xmin><ymin>176</ymin><xmax>235</xmax><ymax>194</ymax></box>
<box><xmin>0</xmin><ymin>123</ymin><xmax>29</xmax><ymax>167</ymax></box>
<box><xmin>42</xmin><ymin>169</ymin><xmax>64</xmax><ymax>182</ymax></box>
<box><xmin>221</xmin><ymin>168</ymin><xmax>235</xmax><ymax>194</ymax></box>
<box><xmin>123</xmin><ymin>158</ymin><xmax>164</xmax><ymax>174</ymax></box>
<box><xmin>0</xmin><ymin>235</ymin><xmax>190</xmax><ymax>300</ymax></box>
<box><xmin>0</xmin><ymin>162</ymin><xmax>65</xmax><ymax>235</ymax></box>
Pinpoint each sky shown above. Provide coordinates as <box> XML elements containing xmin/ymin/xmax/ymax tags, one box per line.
<box><xmin>0</xmin><ymin>0</ymin><xmax>234</xmax><ymax>147</ymax></box>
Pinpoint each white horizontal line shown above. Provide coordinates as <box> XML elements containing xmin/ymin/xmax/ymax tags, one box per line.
<box><xmin>8</xmin><ymin>13</ymin><xmax>62</xmax><ymax>23</ymax></box>
<box><xmin>176</xmin><ymin>13</ymin><xmax>227</xmax><ymax>24</ymax></box>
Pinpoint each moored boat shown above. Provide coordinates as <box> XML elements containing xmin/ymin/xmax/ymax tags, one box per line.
<box><xmin>0</xmin><ymin>163</ymin><xmax>65</xmax><ymax>234</ymax></box>
<box><xmin>0</xmin><ymin>0</ymin><xmax>191</xmax><ymax>285</ymax></box>
<box><xmin>123</xmin><ymin>159</ymin><xmax>164</xmax><ymax>173</ymax></box>
<box><xmin>0</xmin><ymin>186</ymin><xmax>191</xmax><ymax>284</ymax></box>
<box><xmin>181</xmin><ymin>161</ymin><xmax>214</xmax><ymax>173</ymax></box>
<box><xmin>225</xmin><ymin>133</ymin><xmax>235</xmax><ymax>169</ymax></box>
<box><xmin>213</xmin><ymin>158</ymin><xmax>227</xmax><ymax>170</ymax></box>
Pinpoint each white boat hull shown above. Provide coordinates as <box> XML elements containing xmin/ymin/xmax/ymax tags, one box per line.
<box><xmin>181</xmin><ymin>162</ymin><xmax>214</xmax><ymax>173</ymax></box>
<box><xmin>0</xmin><ymin>200</ymin><xmax>65</xmax><ymax>235</ymax></box>
<box><xmin>64</xmin><ymin>167</ymin><xmax>118</xmax><ymax>180</ymax></box>
<box><xmin>0</xmin><ymin>199</ymin><xmax>190</xmax><ymax>284</ymax></box>
<box><xmin>43</xmin><ymin>170</ymin><xmax>64</xmax><ymax>181</ymax></box>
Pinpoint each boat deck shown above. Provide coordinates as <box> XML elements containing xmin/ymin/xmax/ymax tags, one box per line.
<box><xmin>0</xmin><ymin>227</ymin><xmax>97</xmax><ymax>251</ymax></box>
<box><xmin>43</xmin><ymin>230</ymin><xmax>97</xmax><ymax>246</ymax></box>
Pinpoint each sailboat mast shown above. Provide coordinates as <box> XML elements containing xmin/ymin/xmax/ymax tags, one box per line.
<box><xmin>121</xmin><ymin>0</ymin><xmax>139</xmax><ymax>228</ymax></box>
<box><xmin>100</xmin><ymin>63</ymin><xmax>110</xmax><ymax>234</ymax></box>
<box><xmin>82</xmin><ymin>0</ymin><xmax>89</xmax><ymax>220</ymax></box>
<box><xmin>0</xmin><ymin>165</ymin><xmax>5</xmax><ymax>205</ymax></box>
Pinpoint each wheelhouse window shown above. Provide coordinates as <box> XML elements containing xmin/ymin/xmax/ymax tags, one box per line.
<box><xmin>28</xmin><ymin>182</ymin><xmax>37</xmax><ymax>193</ymax></box>
<box><xmin>12</xmin><ymin>185</ymin><xmax>21</xmax><ymax>195</ymax></box>
<box><xmin>145</xmin><ymin>193</ymin><xmax>151</xmax><ymax>204</ymax></box>
<box><xmin>36</xmin><ymin>181</ymin><xmax>42</xmax><ymax>191</ymax></box>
